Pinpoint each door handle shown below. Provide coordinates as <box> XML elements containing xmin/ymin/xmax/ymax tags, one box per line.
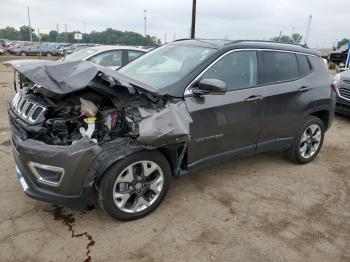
<box><xmin>244</xmin><ymin>95</ymin><xmax>263</xmax><ymax>103</ymax></box>
<box><xmin>298</xmin><ymin>86</ymin><xmax>311</xmax><ymax>92</ymax></box>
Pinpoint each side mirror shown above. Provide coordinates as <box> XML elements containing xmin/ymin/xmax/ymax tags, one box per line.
<box><xmin>192</xmin><ymin>78</ymin><xmax>227</xmax><ymax>95</ymax></box>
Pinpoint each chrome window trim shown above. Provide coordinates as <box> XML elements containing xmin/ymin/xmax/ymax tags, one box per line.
<box><xmin>184</xmin><ymin>48</ymin><xmax>322</xmax><ymax>96</ymax></box>
<box><xmin>28</xmin><ymin>162</ymin><xmax>65</xmax><ymax>187</ymax></box>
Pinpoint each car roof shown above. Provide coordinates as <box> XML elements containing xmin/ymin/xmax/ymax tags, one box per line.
<box><xmin>171</xmin><ymin>39</ymin><xmax>321</xmax><ymax>57</ymax></box>
<box><xmin>85</xmin><ymin>45</ymin><xmax>148</xmax><ymax>52</ymax></box>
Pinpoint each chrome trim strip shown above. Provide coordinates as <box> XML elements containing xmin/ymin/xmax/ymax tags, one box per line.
<box><xmin>11</xmin><ymin>92</ymin><xmax>46</xmax><ymax>123</ymax></box>
<box><xmin>28</xmin><ymin>162</ymin><xmax>65</xmax><ymax>187</ymax></box>
<box><xmin>184</xmin><ymin>48</ymin><xmax>322</xmax><ymax>96</ymax></box>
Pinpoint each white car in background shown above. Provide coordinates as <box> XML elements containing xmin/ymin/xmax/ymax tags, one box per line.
<box><xmin>0</xmin><ymin>46</ymin><xmax>5</xmax><ymax>54</ymax></box>
<box><xmin>61</xmin><ymin>45</ymin><xmax>148</xmax><ymax>70</ymax></box>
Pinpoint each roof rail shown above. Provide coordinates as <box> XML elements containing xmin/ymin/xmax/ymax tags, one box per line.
<box><xmin>228</xmin><ymin>40</ymin><xmax>308</xmax><ymax>48</ymax></box>
<box><xmin>172</xmin><ymin>38</ymin><xmax>191</xmax><ymax>42</ymax></box>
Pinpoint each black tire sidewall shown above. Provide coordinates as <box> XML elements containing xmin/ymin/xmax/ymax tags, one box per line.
<box><xmin>294</xmin><ymin>116</ymin><xmax>325</xmax><ymax>163</ymax></box>
<box><xmin>99</xmin><ymin>150</ymin><xmax>171</xmax><ymax>220</ymax></box>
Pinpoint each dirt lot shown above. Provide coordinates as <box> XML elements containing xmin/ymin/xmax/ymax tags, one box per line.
<box><xmin>0</xmin><ymin>56</ymin><xmax>350</xmax><ymax>262</ymax></box>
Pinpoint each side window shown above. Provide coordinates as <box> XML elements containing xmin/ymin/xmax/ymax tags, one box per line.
<box><xmin>89</xmin><ymin>50</ymin><xmax>122</xmax><ymax>67</ymax></box>
<box><xmin>128</xmin><ymin>50</ymin><xmax>144</xmax><ymax>62</ymax></box>
<box><xmin>262</xmin><ymin>51</ymin><xmax>299</xmax><ymax>84</ymax></box>
<box><xmin>201</xmin><ymin>51</ymin><xmax>257</xmax><ymax>91</ymax></box>
<box><xmin>298</xmin><ymin>54</ymin><xmax>312</xmax><ymax>76</ymax></box>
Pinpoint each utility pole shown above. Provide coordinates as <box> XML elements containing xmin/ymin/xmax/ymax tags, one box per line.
<box><xmin>190</xmin><ymin>0</ymin><xmax>196</xmax><ymax>39</ymax></box>
<box><xmin>38</xmin><ymin>28</ymin><xmax>42</xmax><ymax>57</ymax></box>
<box><xmin>143</xmin><ymin>9</ymin><xmax>147</xmax><ymax>37</ymax></box>
<box><xmin>64</xmin><ymin>24</ymin><xmax>67</xmax><ymax>43</ymax></box>
<box><xmin>304</xmin><ymin>15</ymin><xmax>312</xmax><ymax>46</ymax></box>
<box><xmin>56</xmin><ymin>24</ymin><xmax>59</xmax><ymax>42</ymax></box>
<box><xmin>164</xmin><ymin>33</ymin><xmax>167</xmax><ymax>44</ymax></box>
<box><xmin>278</xmin><ymin>30</ymin><xmax>283</xmax><ymax>41</ymax></box>
<box><xmin>27</xmin><ymin>7</ymin><xmax>33</xmax><ymax>42</ymax></box>
<box><xmin>83</xmin><ymin>23</ymin><xmax>86</xmax><ymax>43</ymax></box>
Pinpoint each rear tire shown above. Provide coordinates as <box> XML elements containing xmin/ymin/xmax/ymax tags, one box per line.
<box><xmin>285</xmin><ymin>116</ymin><xmax>325</xmax><ymax>164</ymax></box>
<box><xmin>20</xmin><ymin>51</ymin><xmax>27</xmax><ymax>56</ymax></box>
<box><xmin>46</xmin><ymin>52</ymin><xmax>52</xmax><ymax>57</ymax></box>
<box><xmin>98</xmin><ymin>150</ymin><xmax>171</xmax><ymax>220</ymax></box>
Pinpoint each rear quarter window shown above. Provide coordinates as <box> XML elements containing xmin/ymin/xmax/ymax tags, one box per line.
<box><xmin>298</xmin><ymin>54</ymin><xmax>312</xmax><ymax>76</ymax></box>
<box><xmin>262</xmin><ymin>51</ymin><xmax>299</xmax><ymax>84</ymax></box>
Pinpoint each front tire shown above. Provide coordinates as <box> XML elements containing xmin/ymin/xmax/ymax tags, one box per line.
<box><xmin>286</xmin><ymin>116</ymin><xmax>325</xmax><ymax>164</ymax></box>
<box><xmin>99</xmin><ymin>150</ymin><xmax>171</xmax><ymax>220</ymax></box>
<box><xmin>20</xmin><ymin>51</ymin><xmax>27</xmax><ymax>56</ymax></box>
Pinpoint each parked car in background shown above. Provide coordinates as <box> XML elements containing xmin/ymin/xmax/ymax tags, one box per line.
<box><xmin>15</xmin><ymin>45</ymin><xmax>58</xmax><ymax>57</ymax></box>
<box><xmin>0</xmin><ymin>46</ymin><xmax>5</xmax><ymax>54</ymax></box>
<box><xmin>59</xmin><ymin>43</ymin><xmax>99</xmax><ymax>56</ymax></box>
<box><xmin>7</xmin><ymin>42</ymin><xmax>32</xmax><ymax>54</ymax></box>
<box><xmin>329</xmin><ymin>44</ymin><xmax>349</xmax><ymax>66</ymax></box>
<box><xmin>61</xmin><ymin>45</ymin><xmax>147</xmax><ymax>70</ymax></box>
<box><xmin>57</xmin><ymin>43</ymin><xmax>73</xmax><ymax>55</ymax></box>
<box><xmin>41</xmin><ymin>42</ymin><xmax>61</xmax><ymax>49</ymax></box>
<box><xmin>335</xmin><ymin>69</ymin><xmax>350</xmax><ymax>115</ymax></box>
<box><xmin>0</xmin><ymin>39</ymin><xmax>6</xmax><ymax>48</ymax></box>
<box><xmin>5</xmin><ymin>39</ymin><xmax>336</xmax><ymax>220</ymax></box>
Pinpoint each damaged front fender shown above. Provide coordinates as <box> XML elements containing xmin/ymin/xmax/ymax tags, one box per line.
<box><xmin>138</xmin><ymin>101</ymin><xmax>193</xmax><ymax>146</ymax></box>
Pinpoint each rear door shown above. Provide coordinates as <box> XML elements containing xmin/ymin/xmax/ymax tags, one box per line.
<box><xmin>185</xmin><ymin>50</ymin><xmax>265</xmax><ymax>167</ymax></box>
<box><xmin>257</xmin><ymin>51</ymin><xmax>313</xmax><ymax>150</ymax></box>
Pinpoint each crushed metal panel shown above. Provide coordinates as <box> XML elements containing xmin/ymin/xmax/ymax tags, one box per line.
<box><xmin>138</xmin><ymin>101</ymin><xmax>193</xmax><ymax>146</ymax></box>
<box><xmin>3</xmin><ymin>60</ymin><xmax>163</xmax><ymax>96</ymax></box>
<box><xmin>4</xmin><ymin>60</ymin><xmax>104</xmax><ymax>95</ymax></box>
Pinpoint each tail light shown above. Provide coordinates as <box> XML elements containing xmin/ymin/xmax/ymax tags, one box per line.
<box><xmin>331</xmin><ymin>80</ymin><xmax>338</xmax><ymax>93</ymax></box>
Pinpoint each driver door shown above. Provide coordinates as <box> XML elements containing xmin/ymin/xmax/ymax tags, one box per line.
<box><xmin>185</xmin><ymin>50</ymin><xmax>265</xmax><ymax>168</ymax></box>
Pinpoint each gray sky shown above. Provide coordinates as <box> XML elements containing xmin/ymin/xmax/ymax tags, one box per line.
<box><xmin>1</xmin><ymin>0</ymin><xmax>349</xmax><ymax>47</ymax></box>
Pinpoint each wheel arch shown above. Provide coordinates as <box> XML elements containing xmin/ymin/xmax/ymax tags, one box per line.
<box><xmin>310</xmin><ymin>109</ymin><xmax>331</xmax><ymax>130</ymax></box>
<box><xmin>90</xmin><ymin>142</ymin><xmax>185</xmax><ymax>186</ymax></box>
<box><xmin>303</xmin><ymin>105</ymin><xmax>333</xmax><ymax>131</ymax></box>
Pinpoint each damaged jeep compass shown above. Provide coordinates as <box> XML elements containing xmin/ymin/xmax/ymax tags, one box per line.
<box><xmin>6</xmin><ymin>40</ymin><xmax>336</xmax><ymax>220</ymax></box>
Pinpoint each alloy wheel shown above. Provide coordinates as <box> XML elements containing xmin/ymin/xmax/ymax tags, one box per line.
<box><xmin>299</xmin><ymin>124</ymin><xmax>322</xmax><ymax>159</ymax></box>
<box><xmin>112</xmin><ymin>160</ymin><xmax>164</xmax><ymax>213</ymax></box>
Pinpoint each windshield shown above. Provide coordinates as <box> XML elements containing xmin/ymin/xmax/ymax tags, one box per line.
<box><xmin>62</xmin><ymin>48</ymin><xmax>97</xmax><ymax>62</ymax></box>
<box><xmin>118</xmin><ymin>44</ymin><xmax>215</xmax><ymax>90</ymax></box>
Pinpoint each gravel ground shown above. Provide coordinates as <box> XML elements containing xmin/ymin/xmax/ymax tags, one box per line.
<box><xmin>0</xmin><ymin>57</ymin><xmax>349</xmax><ymax>262</ymax></box>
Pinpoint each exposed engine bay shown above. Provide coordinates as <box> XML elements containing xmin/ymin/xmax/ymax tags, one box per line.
<box><xmin>6</xmin><ymin>60</ymin><xmax>192</xmax><ymax>147</ymax></box>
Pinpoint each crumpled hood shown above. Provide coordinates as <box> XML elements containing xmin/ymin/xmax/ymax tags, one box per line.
<box><xmin>3</xmin><ymin>60</ymin><xmax>161</xmax><ymax>96</ymax></box>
